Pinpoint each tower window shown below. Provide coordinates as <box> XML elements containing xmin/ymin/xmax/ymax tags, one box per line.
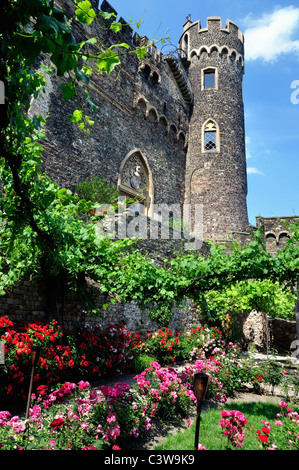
<box><xmin>205</xmin><ymin>131</ymin><xmax>217</xmax><ymax>150</ymax></box>
<box><xmin>204</xmin><ymin>70</ymin><xmax>215</xmax><ymax>89</ymax></box>
<box><xmin>202</xmin><ymin>67</ymin><xmax>218</xmax><ymax>90</ymax></box>
<box><xmin>202</xmin><ymin>119</ymin><xmax>219</xmax><ymax>152</ymax></box>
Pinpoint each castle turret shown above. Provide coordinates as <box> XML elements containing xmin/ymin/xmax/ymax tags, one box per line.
<box><xmin>180</xmin><ymin>17</ymin><xmax>249</xmax><ymax>242</ymax></box>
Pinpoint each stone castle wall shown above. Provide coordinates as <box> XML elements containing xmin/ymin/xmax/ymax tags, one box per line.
<box><xmin>33</xmin><ymin>0</ymin><xmax>190</xmax><ymax>215</ymax></box>
<box><xmin>257</xmin><ymin>216</ymin><xmax>298</xmax><ymax>255</ymax></box>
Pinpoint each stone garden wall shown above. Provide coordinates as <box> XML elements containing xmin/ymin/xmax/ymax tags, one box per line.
<box><xmin>239</xmin><ymin>310</ymin><xmax>296</xmax><ymax>354</ymax></box>
<box><xmin>0</xmin><ymin>216</ymin><xmax>208</xmax><ymax>337</ymax></box>
<box><xmin>1</xmin><ymin>276</ymin><xmax>296</xmax><ymax>352</ymax></box>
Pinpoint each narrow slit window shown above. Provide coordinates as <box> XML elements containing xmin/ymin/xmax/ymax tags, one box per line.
<box><xmin>204</xmin><ymin>70</ymin><xmax>215</xmax><ymax>89</ymax></box>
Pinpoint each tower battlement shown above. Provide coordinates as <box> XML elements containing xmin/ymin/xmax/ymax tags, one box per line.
<box><xmin>182</xmin><ymin>17</ymin><xmax>244</xmax><ymax>43</ymax></box>
<box><xmin>180</xmin><ymin>16</ymin><xmax>244</xmax><ymax>60</ymax></box>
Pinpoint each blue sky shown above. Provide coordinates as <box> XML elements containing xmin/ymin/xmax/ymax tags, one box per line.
<box><xmin>101</xmin><ymin>0</ymin><xmax>299</xmax><ymax>226</ymax></box>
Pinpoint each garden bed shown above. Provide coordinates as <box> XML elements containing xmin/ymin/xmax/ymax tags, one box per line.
<box><xmin>0</xmin><ymin>317</ymin><xmax>298</xmax><ymax>451</ymax></box>
<box><xmin>104</xmin><ymin>378</ymin><xmax>294</xmax><ymax>450</ymax></box>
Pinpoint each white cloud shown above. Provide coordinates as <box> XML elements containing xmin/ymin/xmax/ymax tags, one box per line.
<box><xmin>243</xmin><ymin>6</ymin><xmax>299</xmax><ymax>62</ymax></box>
<box><xmin>247</xmin><ymin>167</ymin><xmax>264</xmax><ymax>175</ymax></box>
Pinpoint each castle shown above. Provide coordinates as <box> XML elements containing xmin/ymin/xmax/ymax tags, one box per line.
<box><xmin>29</xmin><ymin>0</ymin><xmax>297</xmax><ymax>250</ymax></box>
<box><xmin>2</xmin><ymin>0</ymin><xmax>297</xmax><ymax>346</ymax></box>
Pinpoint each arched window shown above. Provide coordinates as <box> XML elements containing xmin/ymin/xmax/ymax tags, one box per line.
<box><xmin>183</xmin><ymin>34</ymin><xmax>189</xmax><ymax>57</ymax></box>
<box><xmin>118</xmin><ymin>150</ymin><xmax>154</xmax><ymax>217</ymax></box>
<box><xmin>202</xmin><ymin>119</ymin><xmax>219</xmax><ymax>152</ymax></box>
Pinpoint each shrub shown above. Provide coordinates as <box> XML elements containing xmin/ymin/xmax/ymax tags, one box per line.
<box><xmin>140</xmin><ymin>328</ymin><xmax>184</xmax><ymax>365</ymax></box>
<box><xmin>256</xmin><ymin>401</ymin><xmax>299</xmax><ymax>450</ymax></box>
<box><xmin>0</xmin><ymin>380</ymin><xmax>153</xmax><ymax>450</ymax></box>
<box><xmin>133</xmin><ymin>353</ymin><xmax>158</xmax><ymax>373</ymax></box>
<box><xmin>0</xmin><ymin>316</ymin><xmax>141</xmax><ymax>401</ymax></box>
<box><xmin>134</xmin><ymin>362</ymin><xmax>197</xmax><ymax>423</ymax></box>
<box><xmin>75</xmin><ymin>177</ymin><xmax>119</xmax><ymax>205</ymax></box>
<box><xmin>141</xmin><ymin>325</ymin><xmax>223</xmax><ymax>366</ymax></box>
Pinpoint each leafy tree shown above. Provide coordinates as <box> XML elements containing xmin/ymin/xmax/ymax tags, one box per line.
<box><xmin>0</xmin><ymin>0</ymin><xmax>165</xmax><ymax>326</ymax></box>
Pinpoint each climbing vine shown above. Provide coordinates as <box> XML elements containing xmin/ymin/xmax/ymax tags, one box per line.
<box><xmin>0</xmin><ymin>1</ymin><xmax>298</xmax><ymax>328</ymax></box>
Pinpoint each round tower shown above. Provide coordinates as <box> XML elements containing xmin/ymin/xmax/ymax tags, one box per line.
<box><xmin>179</xmin><ymin>17</ymin><xmax>249</xmax><ymax>242</ymax></box>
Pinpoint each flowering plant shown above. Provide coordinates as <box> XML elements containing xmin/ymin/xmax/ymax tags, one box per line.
<box><xmin>91</xmin><ymin>382</ymin><xmax>152</xmax><ymax>444</ymax></box>
<box><xmin>0</xmin><ymin>316</ymin><xmax>140</xmax><ymax>401</ymax></box>
<box><xmin>134</xmin><ymin>362</ymin><xmax>197</xmax><ymax>423</ymax></box>
<box><xmin>0</xmin><ymin>380</ymin><xmax>152</xmax><ymax>450</ymax></box>
<box><xmin>257</xmin><ymin>401</ymin><xmax>299</xmax><ymax>450</ymax></box>
<box><xmin>186</xmin><ymin>326</ymin><xmax>223</xmax><ymax>361</ymax></box>
<box><xmin>140</xmin><ymin>326</ymin><xmax>223</xmax><ymax>366</ymax></box>
<box><xmin>219</xmin><ymin>409</ymin><xmax>247</xmax><ymax>448</ymax></box>
<box><xmin>140</xmin><ymin>328</ymin><xmax>184</xmax><ymax>365</ymax></box>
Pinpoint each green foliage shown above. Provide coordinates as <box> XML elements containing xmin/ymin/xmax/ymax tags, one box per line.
<box><xmin>132</xmin><ymin>353</ymin><xmax>158</xmax><ymax>373</ymax></box>
<box><xmin>198</xmin><ymin>279</ymin><xmax>297</xmax><ymax>325</ymax></box>
<box><xmin>75</xmin><ymin>177</ymin><xmax>119</xmax><ymax>204</ymax></box>
<box><xmin>74</xmin><ymin>0</ymin><xmax>97</xmax><ymax>25</ymax></box>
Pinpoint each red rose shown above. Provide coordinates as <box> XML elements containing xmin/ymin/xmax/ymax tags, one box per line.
<box><xmin>50</xmin><ymin>418</ymin><xmax>65</xmax><ymax>430</ymax></box>
<box><xmin>258</xmin><ymin>434</ymin><xmax>268</xmax><ymax>443</ymax></box>
<box><xmin>262</xmin><ymin>426</ymin><xmax>270</xmax><ymax>434</ymax></box>
<box><xmin>37</xmin><ymin>385</ymin><xmax>48</xmax><ymax>396</ymax></box>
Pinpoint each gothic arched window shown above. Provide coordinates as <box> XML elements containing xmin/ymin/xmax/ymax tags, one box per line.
<box><xmin>202</xmin><ymin>119</ymin><xmax>219</xmax><ymax>152</ymax></box>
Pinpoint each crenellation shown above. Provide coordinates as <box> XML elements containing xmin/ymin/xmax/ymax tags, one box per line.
<box><xmin>99</xmin><ymin>0</ymin><xmax>117</xmax><ymax>18</ymax></box>
<box><xmin>206</xmin><ymin>16</ymin><xmax>222</xmax><ymax>31</ymax></box>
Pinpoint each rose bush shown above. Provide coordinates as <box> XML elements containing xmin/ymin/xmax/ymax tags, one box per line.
<box><xmin>140</xmin><ymin>326</ymin><xmax>223</xmax><ymax>366</ymax></box>
<box><xmin>0</xmin><ymin>315</ymin><xmax>298</xmax><ymax>450</ymax></box>
<box><xmin>133</xmin><ymin>361</ymin><xmax>197</xmax><ymax>423</ymax></box>
<box><xmin>219</xmin><ymin>409</ymin><xmax>247</xmax><ymax>448</ymax></box>
<box><xmin>0</xmin><ymin>316</ymin><xmax>141</xmax><ymax>401</ymax></box>
<box><xmin>256</xmin><ymin>401</ymin><xmax>299</xmax><ymax>450</ymax></box>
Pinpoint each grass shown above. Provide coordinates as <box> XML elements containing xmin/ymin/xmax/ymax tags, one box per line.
<box><xmin>154</xmin><ymin>401</ymin><xmax>295</xmax><ymax>451</ymax></box>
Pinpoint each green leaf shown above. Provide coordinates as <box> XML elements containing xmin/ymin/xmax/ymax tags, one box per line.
<box><xmin>86</xmin><ymin>37</ymin><xmax>97</xmax><ymax>45</ymax></box>
<box><xmin>61</xmin><ymin>81</ymin><xmax>77</xmax><ymax>101</ymax></box>
<box><xmin>85</xmin><ymin>116</ymin><xmax>94</xmax><ymax>126</ymax></box>
<box><xmin>110</xmin><ymin>21</ymin><xmax>122</xmax><ymax>34</ymax></box>
<box><xmin>98</xmin><ymin>11</ymin><xmax>116</xmax><ymax>20</ymax></box>
<box><xmin>110</xmin><ymin>43</ymin><xmax>130</xmax><ymax>50</ymax></box>
<box><xmin>75</xmin><ymin>0</ymin><xmax>96</xmax><ymax>25</ymax></box>
<box><xmin>75</xmin><ymin>69</ymin><xmax>90</xmax><ymax>84</ymax></box>
<box><xmin>135</xmin><ymin>46</ymin><xmax>147</xmax><ymax>60</ymax></box>
<box><xmin>38</xmin><ymin>14</ymin><xmax>60</xmax><ymax>36</ymax></box>
<box><xmin>97</xmin><ymin>50</ymin><xmax>120</xmax><ymax>74</ymax></box>
<box><xmin>69</xmin><ymin>109</ymin><xmax>83</xmax><ymax>123</ymax></box>
<box><xmin>51</xmin><ymin>48</ymin><xmax>78</xmax><ymax>76</ymax></box>
<box><xmin>85</xmin><ymin>90</ymin><xmax>99</xmax><ymax>112</ymax></box>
